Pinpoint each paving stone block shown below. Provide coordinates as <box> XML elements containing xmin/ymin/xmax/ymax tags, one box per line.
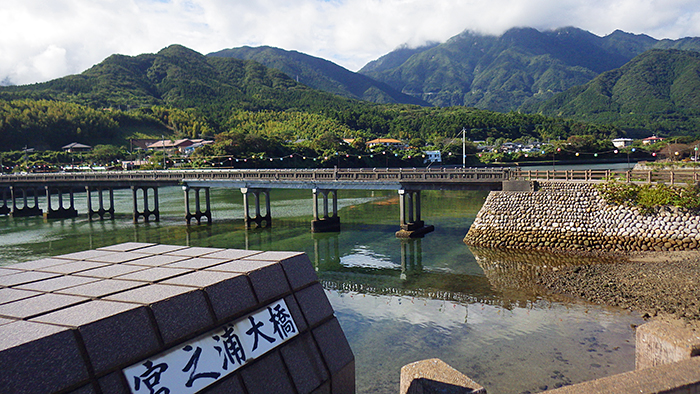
<box><xmin>0</xmin><ymin>293</ymin><xmax>89</xmax><ymax>319</ymax></box>
<box><xmin>0</xmin><ymin>270</ymin><xmax>61</xmax><ymax>287</ymax></box>
<box><xmin>295</xmin><ymin>283</ymin><xmax>334</xmax><ymax>327</ymax></box>
<box><xmin>0</xmin><ymin>317</ymin><xmax>16</xmax><ymax>325</ymax></box>
<box><xmin>0</xmin><ymin>267</ymin><xmax>22</xmax><ymax>277</ymax></box>
<box><xmin>15</xmin><ymin>275</ymin><xmax>100</xmax><ymax>292</ymax></box>
<box><xmin>75</xmin><ymin>264</ymin><xmax>147</xmax><ymax>279</ymax></box>
<box><xmin>7</xmin><ymin>258</ymin><xmax>71</xmax><ymax>271</ymax></box>
<box><xmin>98</xmin><ymin>370</ymin><xmax>131</xmax><ymax>394</ymax></box>
<box><xmin>67</xmin><ymin>383</ymin><xmax>98</xmax><ymax>394</ymax></box>
<box><xmin>284</xmin><ymin>294</ymin><xmax>308</xmax><ymax>333</ymax></box>
<box><xmin>240</xmin><ymin>351</ymin><xmax>295</xmax><ymax>394</ymax></box>
<box><xmin>56</xmin><ymin>279</ymin><xmax>146</xmax><ymax>298</ymax></box>
<box><xmin>0</xmin><ymin>287</ymin><xmax>41</xmax><ymax>305</ymax></box>
<box><xmin>87</xmin><ymin>251</ymin><xmax>149</xmax><ymax>264</ymax></box>
<box><xmin>280</xmin><ymin>332</ymin><xmax>329</xmax><ymax>394</ymax></box>
<box><xmin>209</xmin><ymin>259</ymin><xmax>290</xmax><ymax>304</ymax></box>
<box><xmin>247</xmin><ymin>251</ymin><xmax>304</xmax><ymax>262</ymax></box>
<box><xmin>312</xmin><ymin>318</ymin><xmax>354</xmax><ymax>374</ymax></box>
<box><xmin>54</xmin><ymin>250</ymin><xmax>117</xmax><ymax>261</ymax></box>
<box><xmin>311</xmin><ymin>380</ymin><xmax>331</xmax><ymax>394</ymax></box>
<box><xmin>164</xmin><ymin>257</ymin><xmax>231</xmax><ymax>270</ymax></box>
<box><xmin>114</xmin><ymin>266</ymin><xmax>191</xmax><ymax>283</ymax></box>
<box><xmin>201</xmin><ymin>373</ymin><xmax>246</xmax><ymax>394</ymax></box>
<box><xmin>164</xmin><ymin>246</ymin><xmax>224</xmax><ymax>257</ymax></box>
<box><xmin>131</xmin><ymin>244</ymin><xmax>189</xmax><ymax>255</ymax></box>
<box><xmin>97</xmin><ymin>242</ymin><xmax>156</xmax><ymax>252</ymax></box>
<box><xmin>162</xmin><ymin>271</ymin><xmax>258</xmax><ymax>322</ymax></box>
<box><xmin>105</xmin><ymin>284</ymin><xmax>215</xmax><ymax>345</ymax></box>
<box><xmin>331</xmin><ymin>360</ymin><xmax>355</xmax><ymax>394</ymax></box>
<box><xmin>279</xmin><ymin>253</ymin><xmax>318</xmax><ymax>290</ymax></box>
<box><xmin>0</xmin><ymin>320</ymin><xmax>89</xmax><ymax>394</ymax></box>
<box><xmin>125</xmin><ymin>254</ymin><xmax>191</xmax><ymax>267</ymax></box>
<box><xmin>204</xmin><ymin>249</ymin><xmax>262</xmax><ymax>260</ymax></box>
<box><xmin>31</xmin><ymin>300</ymin><xmax>161</xmax><ymax>375</ymax></box>
<box><xmin>35</xmin><ymin>261</ymin><xmax>110</xmax><ymax>275</ymax></box>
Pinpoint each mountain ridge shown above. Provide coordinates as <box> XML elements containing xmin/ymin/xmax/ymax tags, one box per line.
<box><xmin>359</xmin><ymin>27</ymin><xmax>700</xmax><ymax>111</ymax></box>
<box><xmin>208</xmin><ymin>46</ymin><xmax>430</xmax><ymax>106</ymax></box>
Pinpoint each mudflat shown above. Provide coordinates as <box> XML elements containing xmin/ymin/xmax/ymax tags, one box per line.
<box><xmin>536</xmin><ymin>251</ymin><xmax>700</xmax><ymax>321</ymax></box>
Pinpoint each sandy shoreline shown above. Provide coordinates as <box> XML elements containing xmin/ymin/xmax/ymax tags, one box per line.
<box><xmin>535</xmin><ymin>250</ymin><xmax>700</xmax><ymax>321</ymax></box>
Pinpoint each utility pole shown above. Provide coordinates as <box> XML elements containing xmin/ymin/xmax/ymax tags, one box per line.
<box><xmin>462</xmin><ymin>128</ymin><xmax>466</xmax><ymax>169</ymax></box>
<box><xmin>162</xmin><ymin>135</ymin><xmax>166</xmax><ymax>170</ymax></box>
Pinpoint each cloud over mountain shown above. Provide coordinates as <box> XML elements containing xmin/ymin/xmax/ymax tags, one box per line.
<box><xmin>1</xmin><ymin>0</ymin><xmax>700</xmax><ymax>85</ymax></box>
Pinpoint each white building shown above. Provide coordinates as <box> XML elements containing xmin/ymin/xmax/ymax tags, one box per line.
<box><xmin>423</xmin><ymin>150</ymin><xmax>442</xmax><ymax>164</ymax></box>
<box><xmin>612</xmin><ymin>138</ymin><xmax>634</xmax><ymax>148</ymax></box>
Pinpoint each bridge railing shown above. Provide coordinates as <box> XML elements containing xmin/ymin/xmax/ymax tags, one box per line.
<box><xmin>0</xmin><ymin>167</ymin><xmax>512</xmax><ymax>185</ymax></box>
<box><xmin>516</xmin><ymin>169</ymin><xmax>700</xmax><ymax>185</ymax></box>
<box><xmin>3</xmin><ymin>168</ymin><xmax>699</xmax><ymax>186</ymax></box>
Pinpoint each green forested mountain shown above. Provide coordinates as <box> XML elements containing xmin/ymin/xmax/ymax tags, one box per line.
<box><xmin>208</xmin><ymin>46</ymin><xmax>429</xmax><ymax>106</ymax></box>
<box><xmin>0</xmin><ymin>45</ymin><xmax>353</xmax><ymax>120</ymax></box>
<box><xmin>0</xmin><ymin>44</ymin><xmax>622</xmax><ymax>153</ymax></box>
<box><xmin>525</xmin><ymin>49</ymin><xmax>700</xmax><ymax>137</ymax></box>
<box><xmin>360</xmin><ymin>27</ymin><xmax>700</xmax><ymax>111</ymax></box>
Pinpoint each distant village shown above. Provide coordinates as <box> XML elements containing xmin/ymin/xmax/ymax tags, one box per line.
<box><xmin>55</xmin><ymin>134</ymin><xmax>674</xmax><ymax>172</ymax></box>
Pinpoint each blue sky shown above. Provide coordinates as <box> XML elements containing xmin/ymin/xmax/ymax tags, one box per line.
<box><xmin>2</xmin><ymin>0</ymin><xmax>700</xmax><ymax>86</ymax></box>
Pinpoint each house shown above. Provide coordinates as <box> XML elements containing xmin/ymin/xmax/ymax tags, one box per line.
<box><xmin>182</xmin><ymin>140</ymin><xmax>214</xmax><ymax>156</ymax></box>
<box><xmin>146</xmin><ymin>139</ymin><xmax>212</xmax><ymax>154</ymax></box>
<box><xmin>423</xmin><ymin>150</ymin><xmax>442</xmax><ymax>164</ymax></box>
<box><xmin>366</xmin><ymin>138</ymin><xmax>405</xmax><ymax>149</ymax></box>
<box><xmin>642</xmin><ymin>136</ymin><xmax>665</xmax><ymax>145</ymax></box>
<box><xmin>612</xmin><ymin>138</ymin><xmax>634</xmax><ymax>148</ymax></box>
<box><xmin>129</xmin><ymin>139</ymin><xmax>161</xmax><ymax>150</ymax></box>
<box><xmin>62</xmin><ymin>142</ymin><xmax>92</xmax><ymax>153</ymax></box>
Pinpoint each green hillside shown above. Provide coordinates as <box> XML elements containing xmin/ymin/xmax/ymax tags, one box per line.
<box><xmin>360</xmin><ymin>27</ymin><xmax>700</xmax><ymax>111</ymax></box>
<box><xmin>0</xmin><ymin>44</ymin><xmax>623</xmax><ymax>155</ymax></box>
<box><xmin>528</xmin><ymin>49</ymin><xmax>700</xmax><ymax>137</ymax></box>
<box><xmin>208</xmin><ymin>46</ymin><xmax>429</xmax><ymax>106</ymax></box>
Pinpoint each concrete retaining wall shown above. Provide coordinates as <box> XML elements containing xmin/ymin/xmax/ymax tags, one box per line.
<box><xmin>0</xmin><ymin>243</ymin><xmax>354</xmax><ymax>394</ymax></box>
<box><xmin>464</xmin><ymin>181</ymin><xmax>700</xmax><ymax>252</ymax></box>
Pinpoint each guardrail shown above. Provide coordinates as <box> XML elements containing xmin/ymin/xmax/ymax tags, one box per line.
<box><xmin>0</xmin><ymin>167</ymin><xmax>513</xmax><ymax>184</ymax></box>
<box><xmin>517</xmin><ymin>169</ymin><xmax>700</xmax><ymax>184</ymax></box>
<box><xmin>3</xmin><ymin>168</ymin><xmax>699</xmax><ymax>186</ymax></box>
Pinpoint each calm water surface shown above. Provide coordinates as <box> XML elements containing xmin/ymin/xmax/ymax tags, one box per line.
<box><xmin>0</xmin><ymin>186</ymin><xmax>643</xmax><ymax>394</ymax></box>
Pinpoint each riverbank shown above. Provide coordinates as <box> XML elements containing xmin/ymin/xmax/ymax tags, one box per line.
<box><xmin>535</xmin><ymin>250</ymin><xmax>700</xmax><ymax>321</ymax></box>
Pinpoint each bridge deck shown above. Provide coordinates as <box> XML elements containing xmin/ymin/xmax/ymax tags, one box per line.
<box><xmin>0</xmin><ymin>168</ymin><xmax>512</xmax><ymax>191</ymax></box>
<box><xmin>0</xmin><ymin>167</ymin><xmax>696</xmax><ymax>190</ymax></box>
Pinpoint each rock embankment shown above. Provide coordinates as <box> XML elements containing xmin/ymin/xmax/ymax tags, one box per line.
<box><xmin>464</xmin><ymin>182</ymin><xmax>700</xmax><ymax>252</ymax></box>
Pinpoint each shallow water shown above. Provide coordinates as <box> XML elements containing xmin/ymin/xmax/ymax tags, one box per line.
<box><xmin>0</xmin><ymin>186</ymin><xmax>643</xmax><ymax>394</ymax></box>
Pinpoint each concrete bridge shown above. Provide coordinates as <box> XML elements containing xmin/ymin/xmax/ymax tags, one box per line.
<box><xmin>0</xmin><ymin>167</ymin><xmax>513</xmax><ymax>237</ymax></box>
<box><xmin>3</xmin><ymin>166</ymin><xmax>688</xmax><ymax>237</ymax></box>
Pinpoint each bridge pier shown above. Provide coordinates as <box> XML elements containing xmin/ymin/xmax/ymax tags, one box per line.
<box><xmin>86</xmin><ymin>186</ymin><xmax>115</xmax><ymax>220</ymax></box>
<box><xmin>184</xmin><ymin>186</ymin><xmax>212</xmax><ymax>225</ymax></box>
<box><xmin>10</xmin><ymin>186</ymin><xmax>42</xmax><ymax>217</ymax></box>
<box><xmin>132</xmin><ymin>186</ymin><xmax>159</xmax><ymax>223</ymax></box>
<box><xmin>44</xmin><ymin>186</ymin><xmax>78</xmax><ymax>219</ymax></box>
<box><xmin>0</xmin><ymin>187</ymin><xmax>10</xmax><ymax>215</ymax></box>
<box><xmin>311</xmin><ymin>188</ymin><xmax>340</xmax><ymax>233</ymax></box>
<box><xmin>241</xmin><ymin>187</ymin><xmax>271</xmax><ymax>228</ymax></box>
<box><xmin>396</xmin><ymin>189</ymin><xmax>434</xmax><ymax>238</ymax></box>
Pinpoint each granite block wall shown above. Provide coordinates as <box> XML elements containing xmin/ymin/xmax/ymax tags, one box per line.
<box><xmin>0</xmin><ymin>242</ymin><xmax>354</xmax><ymax>394</ymax></box>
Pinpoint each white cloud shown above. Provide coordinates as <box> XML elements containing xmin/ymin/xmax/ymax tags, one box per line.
<box><xmin>1</xmin><ymin>0</ymin><xmax>700</xmax><ymax>85</ymax></box>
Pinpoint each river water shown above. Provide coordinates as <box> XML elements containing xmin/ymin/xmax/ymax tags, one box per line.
<box><xmin>0</xmin><ymin>186</ymin><xmax>643</xmax><ymax>394</ymax></box>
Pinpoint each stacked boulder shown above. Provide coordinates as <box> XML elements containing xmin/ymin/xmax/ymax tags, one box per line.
<box><xmin>464</xmin><ymin>182</ymin><xmax>700</xmax><ymax>253</ymax></box>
